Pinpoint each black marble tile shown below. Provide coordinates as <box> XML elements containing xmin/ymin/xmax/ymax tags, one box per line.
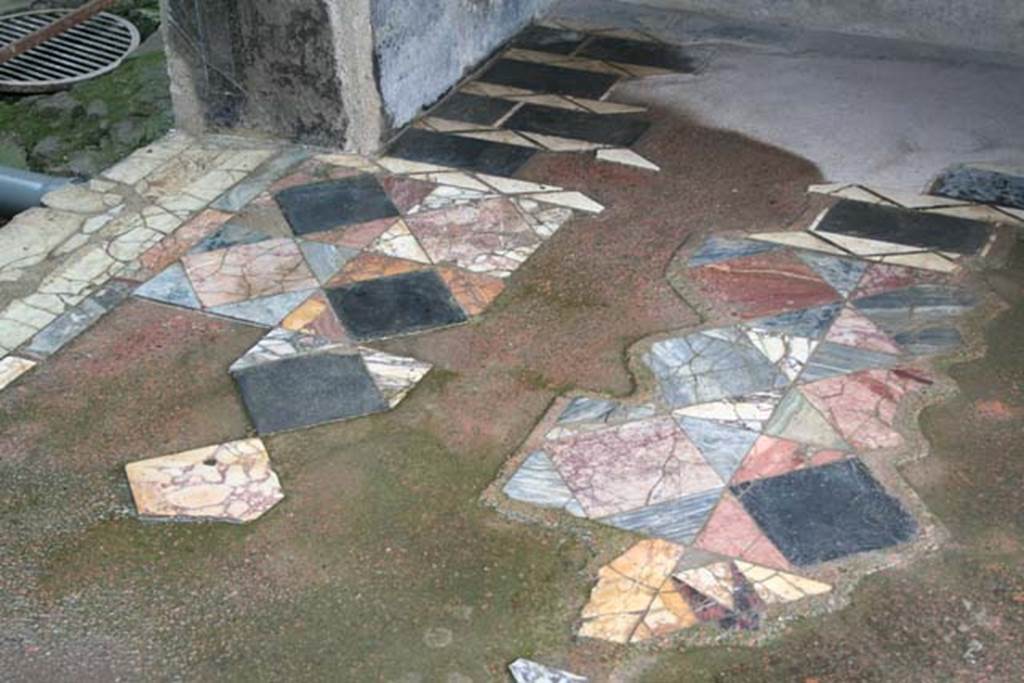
<box><xmin>513</xmin><ymin>25</ymin><xmax>588</xmax><ymax>55</ymax></box>
<box><xmin>931</xmin><ymin>165</ymin><xmax>1024</xmax><ymax>210</ymax></box>
<box><xmin>327</xmin><ymin>270</ymin><xmax>467</xmax><ymax>340</ymax></box>
<box><xmin>479</xmin><ymin>58</ymin><xmax>619</xmax><ymax>99</ymax></box>
<box><xmin>387</xmin><ymin>128</ymin><xmax>536</xmax><ymax>177</ymax></box>
<box><xmin>431</xmin><ymin>93</ymin><xmax>517</xmax><ymax>126</ymax></box>
<box><xmin>579</xmin><ymin>36</ymin><xmax>701</xmax><ymax>72</ymax></box>
<box><xmin>233</xmin><ymin>353</ymin><xmax>387</xmax><ymax>434</ymax></box>
<box><xmin>731</xmin><ymin>459</ymin><xmax>917</xmax><ymax>566</ymax></box>
<box><xmin>504</xmin><ymin>104</ymin><xmax>650</xmax><ymax>146</ymax></box>
<box><xmin>816</xmin><ymin>199</ymin><xmax>991</xmax><ymax>255</ymax></box>
<box><xmin>275</xmin><ymin>175</ymin><xmax>399</xmax><ymax>237</ymax></box>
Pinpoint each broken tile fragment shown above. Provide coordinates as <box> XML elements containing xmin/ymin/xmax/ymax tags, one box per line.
<box><xmin>0</xmin><ymin>355</ymin><xmax>36</xmax><ymax>391</ymax></box>
<box><xmin>596</xmin><ymin>148</ymin><xmax>660</xmax><ymax>171</ymax></box>
<box><xmin>209</xmin><ymin>289</ymin><xmax>316</xmax><ymax>327</ymax></box>
<box><xmin>509</xmin><ymin>658</ymin><xmax>588</xmax><ymax>683</ymax></box>
<box><xmin>358</xmin><ymin>347</ymin><xmax>432</xmax><ymax>407</ymax></box>
<box><xmin>125</xmin><ymin>438</ymin><xmax>284</xmax><ymax>523</ymax></box>
<box><xmin>578</xmin><ymin>539</ymin><xmax>685</xmax><ymax>643</ymax></box>
<box><xmin>743</xmin><ymin>328</ymin><xmax>817</xmax><ymax>380</ymax></box>
<box><xmin>25</xmin><ymin>280</ymin><xmax>134</xmax><ymax>357</ymax></box>
<box><xmin>671</xmin><ymin>392</ymin><xmax>782</xmax><ymax>432</ymax></box>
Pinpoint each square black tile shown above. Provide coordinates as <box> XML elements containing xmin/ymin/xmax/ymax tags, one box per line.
<box><xmin>387</xmin><ymin>129</ymin><xmax>536</xmax><ymax>177</ymax></box>
<box><xmin>504</xmin><ymin>104</ymin><xmax>650</xmax><ymax>146</ymax></box>
<box><xmin>327</xmin><ymin>270</ymin><xmax>467</xmax><ymax>341</ymax></box>
<box><xmin>233</xmin><ymin>352</ymin><xmax>388</xmax><ymax>434</ymax></box>
<box><xmin>931</xmin><ymin>165</ymin><xmax>1024</xmax><ymax>210</ymax></box>
<box><xmin>816</xmin><ymin>199</ymin><xmax>991</xmax><ymax>255</ymax></box>
<box><xmin>513</xmin><ymin>25</ymin><xmax>588</xmax><ymax>55</ymax></box>
<box><xmin>275</xmin><ymin>175</ymin><xmax>399</xmax><ymax>237</ymax></box>
<box><xmin>731</xmin><ymin>459</ymin><xmax>917</xmax><ymax>566</ymax></box>
<box><xmin>578</xmin><ymin>37</ymin><xmax>701</xmax><ymax>72</ymax></box>
<box><xmin>478</xmin><ymin>59</ymin><xmax>619</xmax><ymax>99</ymax></box>
<box><xmin>431</xmin><ymin>93</ymin><xmax>517</xmax><ymax>126</ymax></box>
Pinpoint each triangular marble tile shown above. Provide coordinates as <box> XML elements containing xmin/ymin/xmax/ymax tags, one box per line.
<box><xmin>799</xmin><ymin>341</ymin><xmax>901</xmax><ymax>383</ymax></box>
<box><xmin>209</xmin><ymin>289</ymin><xmax>316</xmax><ymax>326</ymax></box>
<box><xmin>503</xmin><ymin>450</ymin><xmax>584</xmax><ymax>515</ymax></box>
<box><xmin>368</xmin><ymin>220</ymin><xmax>432</xmax><ymax>264</ymax></box>
<box><xmin>299</xmin><ymin>240</ymin><xmax>359</xmax><ymax>284</ymax></box>
<box><xmin>764</xmin><ymin>389</ymin><xmax>849</xmax><ymax>450</ymax></box>
<box><xmin>795</xmin><ymin>251</ymin><xmax>869</xmax><ymax>297</ymax></box>
<box><xmin>675</xmin><ymin>416</ymin><xmax>760</xmax><ymax>482</ymax></box>
<box><xmin>189</xmin><ymin>221</ymin><xmax>270</xmax><ymax>254</ymax></box>
<box><xmin>133</xmin><ymin>263</ymin><xmax>201</xmax><ymax>309</ymax></box>
<box><xmin>671</xmin><ymin>391</ymin><xmax>783</xmax><ymax>432</ymax></box>
<box><xmin>693</xmin><ymin>494</ymin><xmax>792</xmax><ymax>570</ymax></box>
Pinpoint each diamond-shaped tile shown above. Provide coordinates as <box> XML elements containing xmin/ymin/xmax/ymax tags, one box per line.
<box><xmin>327</xmin><ymin>270</ymin><xmax>467</xmax><ymax>341</ymax></box>
<box><xmin>731</xmin><ymin>458</ymin><xmax>917</xmax><ymax>566</ymax></box>
<box><xmin>275</xmin><ymin>176</ymin><xmax>400</xmax><ymax>236</ymax></box>
<box><xmin>233</xmin><ymin>351</ymin><xmax>388</xmax><ymax>434</ymax></box>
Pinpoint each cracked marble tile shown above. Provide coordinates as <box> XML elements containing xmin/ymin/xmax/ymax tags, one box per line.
<box><xmin>850</xmin><ymin>263</ymin><xmax>952</xmax><ymax>299</ymax></box>
<box><xmin>794</xmin><ymin>251</ymin><xmax>869</xmax><ymax>297</ymax></box>
<box><xmin>644</xmin><ymin>331</ymin><xmax>789</xmax><ymax>408</ymax></box>
<box><xmin>404</xmin><ymin>197</ymin><xmax>542</xmax><ymax>277</ymax></box>
<box><xmin>125</xmin><ymin>438</ymin><xmax>284</xmax><ymax>523</ymax></box>
<box><xmin>545</xmin><ymin>416</ymin><xmax>724</xmax><ymax>518</ymax></box>
<box><xmin>800</xmin><ymin>368</ymin><xmax>933</xmax><ymax>451</ymax></box>
<box><xmin>182</xmin><ymin>238</ymin><xmax>318</xmax><ymax>308</ymax></box>
<box><xmin>743</xmin><ymin>328</ymin><xmax>818</xmax><ymax>381</ymax></box>
<box><xmin>599</xmin><ymin>487</ymin><xmax>724</xmax><ymax>545</ymax></box>
<box><xmin>675</xmin><ymin>416</ymin><xmax>760</xmax><ymax>483</ymax></box>
<box><xmin>134</xmin><ymin>263</ymin><xmax>201</xmax><ymax>309</ymax></box>
<box><xmin>800</xmin><ymin>341</ymin><xmax>901</xmax><ymax>383</ymax></box>
<box><xmin>24</xmin><ymin>280</ymin><xmax>134</xmax><ymax>358</ymax></box>
<box><xmin>515</xmin><ymin>198</ymin><xmax>574</xmax><ymax>238</ymax></box>
<box><xmin>139</xmin><ymin>209</ymin><xmax>233</xmax><ymax>274</ymax></box>
<box><xmin>578</xmin><ymin>539</ymin><xmax>685</xmax><ymax>643</ymax></box>
<box><xmin>230</xmin><ymin>327</ymin><xmax>350</xmax><ymax>373</ymax></box>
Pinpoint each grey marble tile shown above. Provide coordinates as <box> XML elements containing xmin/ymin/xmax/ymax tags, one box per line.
<box><xmin>746</xmin><ymin>303</ymin><xmax>843</xmax><ymax>339</ymax></box>
<box><xmin>675</xmin><ymin>416</ymin><xmax>760</xmax><ymax>482</ymax></box>
<box><xmin>644</xmin><ymin>332</ymin><xmax>789</xmax><ymax>408</ymax></box>
<box><xmin>134</xmin><ymin>263</ymin><xmax>201</xmax><ymax>309</ymax></box>
<box><xmin>931</xmin><ymin>164</ymin><xmax>1024</xmax><ymax>211</ymax></box>
<box><xmin>558</xmin><ymin>396</ymin><xmax>618</xmax><ymax>424</ymax></box>
<box><xmin>209</xmin><ymin>289</ymin><xmax>316</xmax><ymax>326</ymax></box>
<box><xmin>299</xmin><ymin>240</ymin><xmax>359</xmax><ymax>284</ymax></box>
<box><xmin>796</xmin><ymin>251</ymin><xmax>869</xmax><ymax>297</ymax></box>
<box><xmin>503</xmin><ymin>451</ymin><xmax>582</xmax><ymax>514</ymax></box>
<box><xmin>598</xmin><ymin>487</ymin><xmax>725</xmax><ymax>544</ymax></box>
<box><xmin>688</xmin><ymin>235</ymin><xmax>779</xmax><ymax>268</ymax></box>
<box><xmin>854</xmin><ymin>285</ymin><xmax>977</xmax><ymax>341</ymax></box>
<box><xmin>764</xmin><ymin>389</ymin><xmax>849</xmax><ymax>450</ymax></box>
<box><xmin>800</xmin><ymin>341</ymin><xmax>900</xmax><ymax>383</ymax></box>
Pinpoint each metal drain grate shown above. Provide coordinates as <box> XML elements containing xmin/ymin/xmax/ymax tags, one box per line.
<box><xmin>0</xmin><ymin>9</ymin><xmax>140</xmax><ymax>94</ymax></box>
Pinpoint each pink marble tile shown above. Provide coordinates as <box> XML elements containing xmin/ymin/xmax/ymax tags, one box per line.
<box><xmin>546</xmin><ymin>416</ymin><xmax>724</xmax><ymax>518</ymax></box>
<box><xmin>824</xmin><ymin>306</ymin><xmax>902</xmax><ymax>354</ymax></box>
<box><xmin>694</xmin><ymin>494</ymin><xmax>791</xmax><ymax>570</ymax></box>
<box><xmin>732</xmin><ymin>435</ymin><xmax>846</xmax><ymax>484</ymax></box>
<box><xmin>800</xmin><ymin>368</ymin><xmax>933</xmax><ymax>451</ymax></box>
<box><xmin>139</xmin><ymin>209</ymin><xmax>233</xmax><ymax>274</ymax></box>
<box><xmin>851</xmin><ymin>263</ymin><xmax>951</xmax><ymax>299</ymax></box>
<box><xmin>379</xmin><ymin>176</ymin><xmax>438</xmax><ymax>213</ymax></box>
<box><xmin>404</xmin><ymin>197</ymin><xmax>542</xmax><ymax>277</ymax></box>
<box><xmin>689</xmin><ymin>251</ymin><xmax>841</xmax><ymax>319</ymax></box>
<box><xmin>183</xmin><ymin>238</ymin><xmax>318</xmax><ymax>308</ymax></box>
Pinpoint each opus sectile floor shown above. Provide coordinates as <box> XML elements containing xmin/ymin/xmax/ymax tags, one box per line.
<box><xmin>0</xmin><ymin>22</ymin><xmax>696</xmax><ymax>526</ymax></box>
<box><xmin>488</xmin><ymin>189</ymin><xmax>1007</xmax><ymax>645</ymax></box>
